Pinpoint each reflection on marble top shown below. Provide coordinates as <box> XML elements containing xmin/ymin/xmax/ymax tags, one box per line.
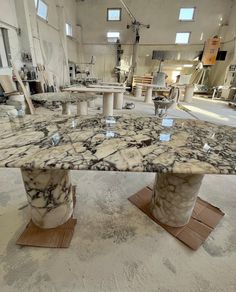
<box><xmin>0</xmin><ymin>115</ymin><xmax>235</xmax><ymax>174</ymax></box>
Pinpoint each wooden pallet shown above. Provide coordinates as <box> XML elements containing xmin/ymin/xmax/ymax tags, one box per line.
<box><xmin>132</xmin><ymin>75</ymin><xmax>153</xmax><ymax>93</ymax></box>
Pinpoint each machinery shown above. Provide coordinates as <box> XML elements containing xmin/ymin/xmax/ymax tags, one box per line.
<box><xmin>119</xmin><ymin>0</ymin><xmax>150</xmax><ymax>83</ymax></box>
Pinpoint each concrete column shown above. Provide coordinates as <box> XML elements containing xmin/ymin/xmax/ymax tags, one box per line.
<box><xmin>21</xmin><ymin>169</ymin><xmax>73</xmax><ymax>229</ymax></box>
<box><xmin>144</xmin><ymin>87</ymin><xmax>153</xmax><ymax>103</ymax></box>
<box><xmin>113</xmin><ymin>92</ymin><xmax>124</xmax><ymax>109</ymax></box>
<box><xmin>77</xmin><ymin>101</ymin><xmax>88</xmax><ymax>116</ymax></box>
<box><xmin>151</xmin><ymin>173</ymin><xmax>204</xmax><ymax>227</ymax></box>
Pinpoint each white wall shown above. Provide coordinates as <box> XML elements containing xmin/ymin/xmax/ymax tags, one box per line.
<box><xmin>0</xmin><ymin>0</ymin><xmax>79</xmax><ymax>86</ymax></box>
<box><xmin>209</xmin><ymin>0</ymin><xmax>236</xmax><ymax>86</ymax></box>
<box><xmin>0</xmin><ymin>0</ymin><xmax>22</xmax><ymax>74</ymax></box>
<box><xmin>77</xmin><ymin>0</ymin><xmax>235</xmax><ymax>84</ymax></box>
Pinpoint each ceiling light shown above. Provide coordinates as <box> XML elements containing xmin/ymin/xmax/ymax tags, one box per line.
<box><xmin>183</xmin><ymin>64</ymin><xmax>193</xmax><ymax>67</ymax></box>
<box><xmin>176</xmin><ymin>67</ymin><xmax>182</xmax><ymax>70</ymax></box>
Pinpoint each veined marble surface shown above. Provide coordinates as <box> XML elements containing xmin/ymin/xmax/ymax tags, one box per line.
<box><xmin>31</xmin><ymin>92</ymin><xmax>96</xmax><ymax>103</ymax></box>
<box><xmin>0</xmin><ymin>115</ymin><xmax>235</xmax><ymax>174</ymax></box>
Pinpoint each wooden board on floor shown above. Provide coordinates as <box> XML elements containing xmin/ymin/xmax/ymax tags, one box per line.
<box><xmin>128</xmin><ymin>185</ymin><xmax>224</xmax><ymax>250</ymax></box>
<box><xmin>16</xmin><ymin>186</ymin><xmax>77</xmax><ymax>248</ymax></box>
<box><xmin>12</xmin><ymin>64</ymin><xmax>35</xmax><ymax>114</ymax></box>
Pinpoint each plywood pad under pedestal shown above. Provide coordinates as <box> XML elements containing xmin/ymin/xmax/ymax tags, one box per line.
<box><xmin>128</xmin><ymin>185</ymin><xmax>224</xmax><ymax>250</ymax></box>
<box><xmin>16</xmin><ymin>186</ymin><xmax>77</xmax><ymax>248</ymax></box>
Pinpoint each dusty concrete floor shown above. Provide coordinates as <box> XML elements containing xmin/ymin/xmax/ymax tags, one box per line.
<box><xmin>0</xmin><ymin>95</ymin><xmax>236</xmax><ymax>292</ymax></box>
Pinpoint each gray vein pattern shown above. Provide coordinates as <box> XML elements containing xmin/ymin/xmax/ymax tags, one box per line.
<box><xmin>0</xmin><ymin>115</ymin><xmax>235</xmax><ymax>174</ymax></box>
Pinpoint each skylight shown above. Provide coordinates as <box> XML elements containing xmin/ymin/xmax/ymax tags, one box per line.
<box><xmin>179</xmin><ymin>8</ymin><xmax>195</xmax><ymax>21</ymax></box>
<box><xmin>107</xmin><ymin>8</ymin><xmax>121</xmax><ymax>21</ymax></box>
<box><xmin>37</xmin><ymin>0</ymin><xmax>48</xmax><ymax>21</ymax></box>
<box><xmin>175</xmin><ymin>32</ymin><xmax>190</xmax><ymax>44</ymax></box>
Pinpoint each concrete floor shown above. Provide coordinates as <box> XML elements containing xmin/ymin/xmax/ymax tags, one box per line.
<box><xmin>0</xmin><ymin>95</ymin><xmax>236</xmax><ymax>292</ymax></box>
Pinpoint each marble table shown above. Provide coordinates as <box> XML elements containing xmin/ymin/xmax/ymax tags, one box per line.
<box><xmin>136</xmin><ymin>83</ymin><xmax>170</xmax><ymax>103</ymax></box>
<box><xmin>31</xmin><ymin>92</ymin><xmax>73</xmax><ymax>115</ymax></box>
<box><xmin>88</xmin><ymin>84</ymin><xmax>130</xmax><ymax>110</ymax></box>
<box><xmin>0</xmin><ymin>115</ymin><xmax>235</xmax><ymax>229</ymax></box>
<box><xmin>31</xmin><ymin>92</ymin><xmax>97</xmax><ymax>115</ymax></box>
<box><xmin>63</xmin><ymin>87</ymin><xmax>125</xmax><ymax>115</ymax></box>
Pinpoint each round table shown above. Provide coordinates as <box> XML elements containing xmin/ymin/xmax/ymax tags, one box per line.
<box><xmin>63</xmin><ymin>87</ymin><xmax>125</xmax><ymax>116</ymax></box>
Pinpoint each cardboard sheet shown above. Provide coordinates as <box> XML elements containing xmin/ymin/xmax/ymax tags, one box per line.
<box><xmin>17</xmin><ymin>186</ymin><xmax>77</xmax><ymax>248</ymax></box>
<box><xmin>128</xmin><ymin>185</ymin><xmax>224</xmax><ymax>250</ymax></box>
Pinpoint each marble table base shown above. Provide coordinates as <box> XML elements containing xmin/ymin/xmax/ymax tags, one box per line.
<box><xmin>151</xmin><ymin>173</ymin><xmax>204</xmax><ymax>227</ymax></box>
<box><xmin>103</xmin><ymin>92</ymin><xmax>114</xmax><ymax>116</ymax></box>
<box><xmin>135</xmin><ymin>85</ymin><xmax>142</xmax><ymax>98</ymax></box>
<box><xmin>114</xmin><ymin>92</ymin><xmax>124</xmax><ymax>110</ymax></box>
<box><xmin>21</xmin><ymin>169</ymin><xmax>73</xmax><ymax>229</ymax></box>
<box><xmin>144</xmin><ymin>87</ymin><xmax>153</xmax><ymax>103</ymax></box>
<box><xmin>88</xmin><ymin>99</ymin><xmax>95</xmax><ymax>108</ymax></box>
<box><xmin>62</xmin><ymin>102</ymin><xmax>71</xmax><ymax>115</ymax></box>
<box><xmin>77</xmin><ymin>101</ymin><xmax>88</xmax><ymax>116</ymax></box>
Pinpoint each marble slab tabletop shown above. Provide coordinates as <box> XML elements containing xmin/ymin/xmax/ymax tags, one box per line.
<box><xmin>88</xmin><ymin>84</ymin><xmax>130</xmax><ymax>90</ymax></box>
<box><xmin>31</xmin><ymin>92</ymin><xmax>96</xmax><ymax>103</ymax></box>
<box><xmin>31</xmin><ymin>92</ymin><xmax>77</xmax><ymax>103</ymax></box>
<box><xmin>136</xmin><ymin>83</ymin><xmax>170</xmax><ymax>90</ymax></box>
<box><xmin>0</xmin><ymin>115</ymin><xmax>235</xmax><ymax>174</ymax></box>
<box><xmin>63</xmin><ymin>87</ymin><xmax>125</xmax><ymax>93</ymax></box>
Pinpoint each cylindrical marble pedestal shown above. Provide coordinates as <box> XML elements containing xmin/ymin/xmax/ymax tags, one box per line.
<box><xmin>21</xmin><ymin>169</ymin><xmax>73</xmax><ymax>229</ymax></box>
<box><xmin>114</xmin><ymin>92</ymin><xmax>124</xmax><ymax>109</ymax></box>
<box><xmin>62</xmin><ymin>102</ymin><xmax>71</xmax><ymax>115</ymax></box>
<box><xmin>135</xmin><ymin>85</ymin><xmax>142</xmax><ymax>98</ymax></box>
<box><xmin>103</xmin><ymin>92</ymin><xmax>114</xmax><ymax>116</ymax></box>
<box><xmin>88</xmin><ymin>99</ymin><xmax>95</xmax><ymax>108</ymax></box>
<box><xmin>184</xmin><ymin>85</ymin><xmax>194</xmax><ymax>103</ymax></box>
<box><xmin>77</xmin><ymin>101</ymin><xmax>88</xmax><ymax>116</ymax></box>
<box><xmin>144</xmin><ymin>87</ymin><xmax>153</xmax><ymax>103</ymax></box>
<box><xmin>151</xmin><ymin>173</ymin><xmax>204</xmax><ymax>227</ymax></box>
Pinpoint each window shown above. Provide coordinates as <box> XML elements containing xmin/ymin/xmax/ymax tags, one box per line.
<box><xmin>107</xmin><ymin>32</ymin><xmax>120</xmax><ymax>43</ymax></box>
<box><xmin>34</xmin><ymin>0</ymin><xmax>38</xmax><ymax>7</ymax></box>
<box><xmin>65</xmin><ymin>23</ymin><xmax>72</xmax><ymax>37</ymax></box>
<box><xmin>175</xmin><ymin>32</ymin><xmax>190</xmax><ymax>44</ymax></box>
<box><xmin>179</xmin><ymin>8</ymin><xmax>195</xmax><ymax>21</ymax></box>
<box><xmin>37</xmin><ymin>0</ymin><xmax>48</xmax><ymax>20</ymax></box>
<box><xmin>0</xmin><ymin>28</ymin><xmax>11</xmax><ymax>68</ymax></box>
<box><xmin>107</xmin><ymin>8</ymin><xmax>121</xmax><ymax>21</ymax></box>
